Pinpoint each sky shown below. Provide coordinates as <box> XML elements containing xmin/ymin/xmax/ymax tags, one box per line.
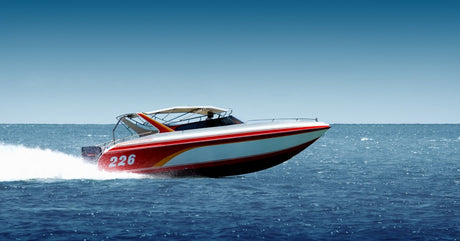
<box><xmin>1</xmin><ymin>0</ymin><xmax>459</xmax><ymax>124</ymax></box>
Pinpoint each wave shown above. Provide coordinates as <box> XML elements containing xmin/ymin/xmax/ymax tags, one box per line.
<box><xmin>0</xmin><ymin>143</ymin><xmax>143</xmax><ymax>182</ymax></box>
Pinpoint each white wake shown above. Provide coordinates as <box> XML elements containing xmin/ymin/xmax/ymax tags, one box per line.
<box><xmin>0</xmin><ymin>143</ymin><xmax>143</xmax><ymax>181</ymax></box>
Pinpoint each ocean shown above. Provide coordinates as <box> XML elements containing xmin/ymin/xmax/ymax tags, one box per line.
<box><xmin>0</xmin><ymin>124</ymin><xmax>458</xmax><ymax>240</ymax></box>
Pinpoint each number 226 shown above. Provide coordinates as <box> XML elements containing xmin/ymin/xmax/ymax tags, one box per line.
<box><xmin>109</xmin><ymin>154</ymin><xmax>136</xmax><ymax>167</ymax></box>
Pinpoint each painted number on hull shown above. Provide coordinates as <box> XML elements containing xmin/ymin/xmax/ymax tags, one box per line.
<box><xmin>109</xmin><ymin>154</ymin><xmax>136</xmax><ymax>167</ymax></box>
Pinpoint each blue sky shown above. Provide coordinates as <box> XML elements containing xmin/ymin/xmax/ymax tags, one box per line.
<box><xmin>1</xmin><ymin>0</ymin><xmax>459</xmax><ymax>124</ymax></box>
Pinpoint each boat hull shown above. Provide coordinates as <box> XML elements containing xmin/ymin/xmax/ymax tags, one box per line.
<box><xmin>97</xmin><ymin>122</ymin><xmax>329</xmax><ymax>177</ymax></box>
<box><xmin>135</xmin><ymin>138</ymin><xmax>318</xmax><ymax>177</ymax></box>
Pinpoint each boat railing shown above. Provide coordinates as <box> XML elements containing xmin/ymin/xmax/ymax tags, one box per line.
<box><xmin>245</xmin><ymin>118</ymin><xmax>319</xmax><ymax>123</ymax></box>
<box><xmin>93</xmin><ymin>117</ymin><xmax>319</xmax><ymax>152</ymax></box>
<box><xmin>161</xmin><ymin>110</ymin><xmax>233</xmax><ymax>126</ymax></box>
<box><xmin>96</xmin><ymin>133</ymin><xmax>141</xmax><ymax>150</ymax></box>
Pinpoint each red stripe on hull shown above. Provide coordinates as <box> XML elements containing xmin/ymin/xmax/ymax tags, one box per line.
<box><xmin>131</xmin><ymin>138</ymin><xmax>319</xmax><ymax>177</ymax></box>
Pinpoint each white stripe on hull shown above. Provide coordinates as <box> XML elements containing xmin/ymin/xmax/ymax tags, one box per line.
<box><xmin>163</xmin><ymin>129</ymin><xmax>327</xmax><ymax>167</ymax></box>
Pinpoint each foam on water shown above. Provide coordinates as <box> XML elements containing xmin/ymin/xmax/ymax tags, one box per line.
<box><xmin>360</xmin><ymin>137</ymin><xmax>373</xmax><ymax>141</ymax></box>
<box><xmin>0</xmin><ymin>143</ymin><xmax>143</xmax><ymax>181</ymax></box>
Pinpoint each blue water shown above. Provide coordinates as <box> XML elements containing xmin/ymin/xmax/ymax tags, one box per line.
<box><xmin>0</xmin><ymin>124</ymin><xmax>459</xmax><ymax>240</ymax></box>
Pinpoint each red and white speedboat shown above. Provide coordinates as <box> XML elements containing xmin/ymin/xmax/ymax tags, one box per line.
<box><xmin>82</xmin><ymin>106</ymin><xmax>329</xmax><ymax>177</ymax></box>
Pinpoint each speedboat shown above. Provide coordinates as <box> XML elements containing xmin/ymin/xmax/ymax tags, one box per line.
<box><xmin>82</xmin><ymin>106</ymin><xmax>329</xmax><ymax>177</ymax></box>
